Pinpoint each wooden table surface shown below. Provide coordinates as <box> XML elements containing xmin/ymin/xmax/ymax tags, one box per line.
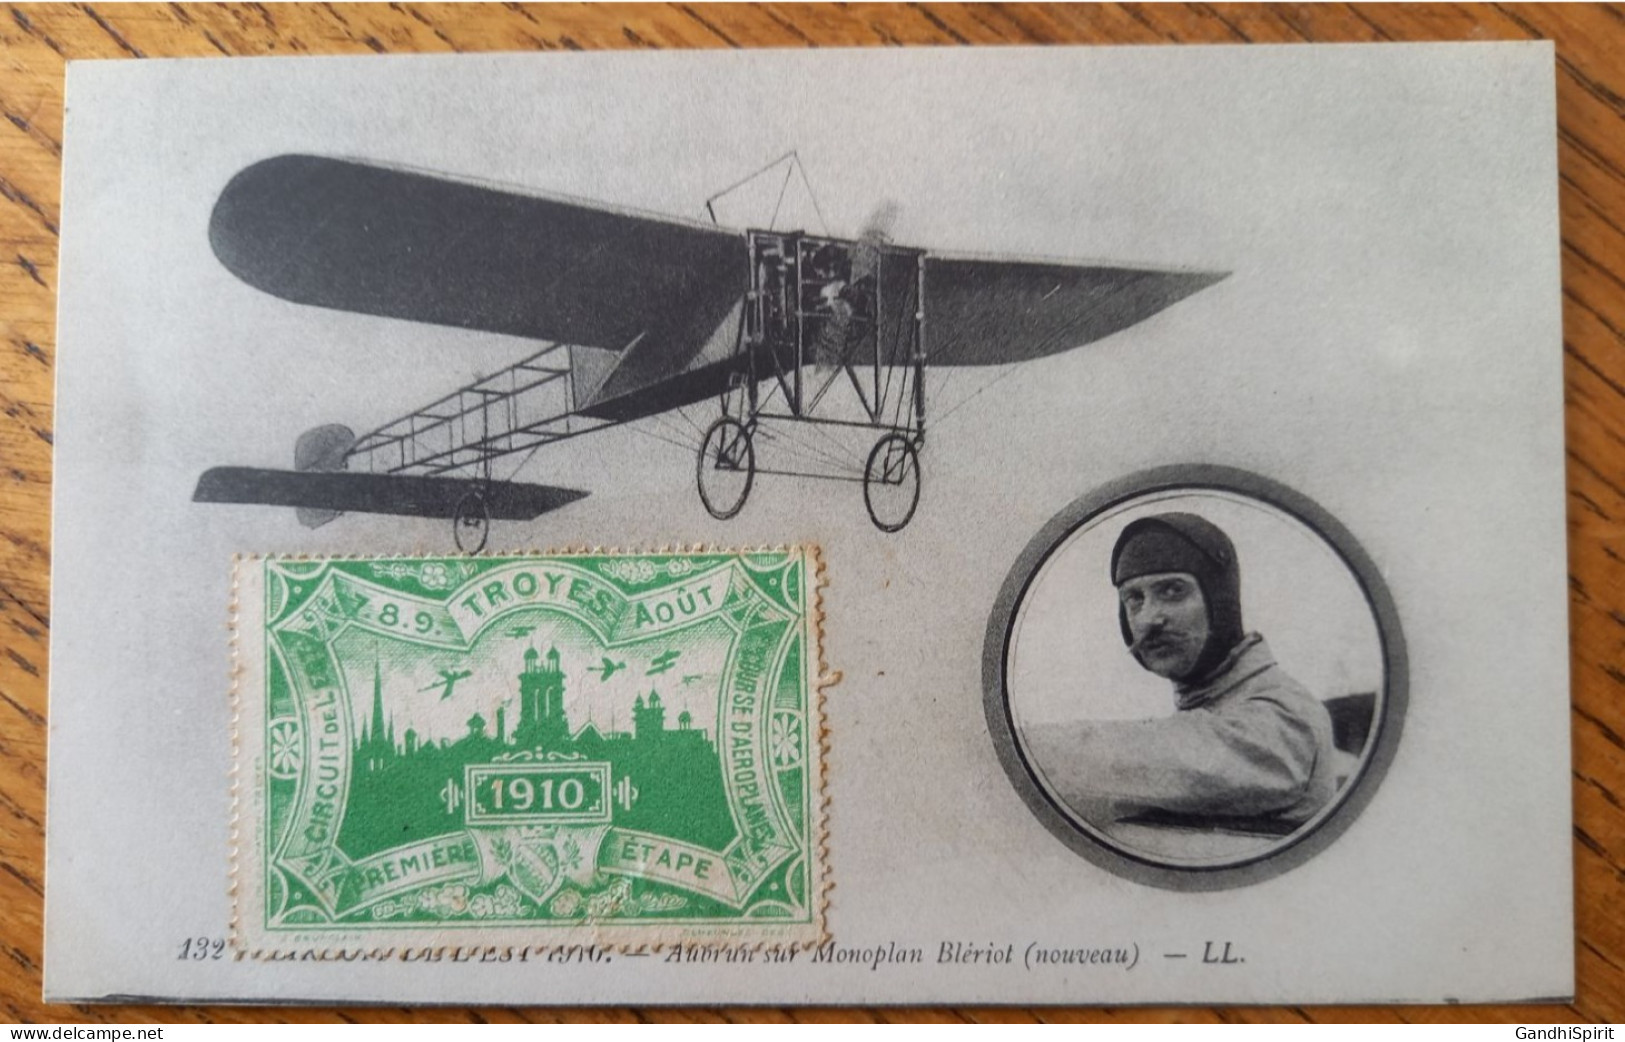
<box><xmin>0</xmin><ymin>2</ymin><xmax>1618</xmax><ymax>1025</ymax></box>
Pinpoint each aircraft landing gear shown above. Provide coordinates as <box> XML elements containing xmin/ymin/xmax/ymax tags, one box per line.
<box><xmin>697</xmin><ymin>418</ymin><xmax>756</xmax><ymax>520</ymax></box>
<box><xmin>863</xmin><ymin>433</ymin><xmax>921</xmax><ymax>533</ymax></box>
<box><xmin>453</xmin><ymin>489</ymin><xmax>491</xmax><ymax>554</ymax></box>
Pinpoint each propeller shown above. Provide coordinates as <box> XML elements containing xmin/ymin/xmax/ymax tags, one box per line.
<box><xmin>852</xmin><ymin>199</ymin><xmax>900</xmax><ymax>277</ymax></box>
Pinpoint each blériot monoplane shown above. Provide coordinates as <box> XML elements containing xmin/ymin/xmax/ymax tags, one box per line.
<box><xmin>193</xmin><ymin>153</ymin><xmax>1225</xmax><ymax>550</ymax></box>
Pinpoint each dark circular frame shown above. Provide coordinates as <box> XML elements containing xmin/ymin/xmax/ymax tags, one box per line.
<box><xmin>982</xmin><ymin>464</ymin><xmax>1409</xmax><ymax>891</ymax></box>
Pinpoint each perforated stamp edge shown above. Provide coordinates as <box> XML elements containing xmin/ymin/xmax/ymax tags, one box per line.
<box><xmin>228</xmin><ymin>545</ymin><xmax>834</xmax><ymax>961</ymax></box>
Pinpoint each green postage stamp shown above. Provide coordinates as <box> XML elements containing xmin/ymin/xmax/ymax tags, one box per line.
<box><xmin>232</xmin><ymin>548</ymin><xmax>827</xmax><ymax>954</ymax></box>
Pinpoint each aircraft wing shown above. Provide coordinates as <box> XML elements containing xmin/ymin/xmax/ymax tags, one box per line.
<box><xmin>575</xmin><ymin>253</ymin><xmax>1227</xmax><ymax>419</ymax></box>
<box><xmin>208</xmin><ymin>155</ymin><xmax>1224</xmax><ymax>422</ymax></box>
<box><xmin>209</xmin><ymin>154</ymin><xmax>747</xmax><ymax>360</ymax></box>
<box><xmin>918</xmin><ymin>256</ymin><xmax>1227</xmax><ymax>366</ymax></box>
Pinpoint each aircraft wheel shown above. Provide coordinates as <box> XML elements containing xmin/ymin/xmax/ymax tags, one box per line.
<box><xmin>697</xmin><ymin>418</ymin><xmax>755</xmax><ymax>520</ymax></box>
<box><xmin>453</xmin><ymin>490</ymin><xmax>491</xmax><ymax>554</ymax></box>
<box><xmin>863</xmin><ymin>433</ymin><xmax>921</xmax><ymax>533</ymax></box>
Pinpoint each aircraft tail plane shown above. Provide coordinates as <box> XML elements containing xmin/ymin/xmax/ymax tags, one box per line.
<box><xmin>192</xmin><ymin>467</ymin><xmax>588</xmax><ymax>522</ymax></box>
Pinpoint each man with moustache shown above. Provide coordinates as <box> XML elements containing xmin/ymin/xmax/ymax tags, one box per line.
<box><xmin>1035</xmin><ymin>513</ymin><xmax>1338</xmax><ymax>834</ymax></box>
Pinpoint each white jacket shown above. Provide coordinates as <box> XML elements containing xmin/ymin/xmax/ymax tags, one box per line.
<box><xmin>1028</xmin><ymin>635</ymin><xmax>1339</xmax><ymax>829</ymax></box>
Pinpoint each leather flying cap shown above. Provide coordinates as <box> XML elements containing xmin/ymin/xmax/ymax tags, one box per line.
<box><xmin>1112</xmin><ymin>524</ymin><xmax>1217</xmax><ymax>587</ymax></box>
<box><xmin>1110</xmin><ymin>513</ymin><xmax>1244</xmax><ymax>681</ymax></box>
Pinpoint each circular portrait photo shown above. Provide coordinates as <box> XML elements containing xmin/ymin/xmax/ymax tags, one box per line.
<box><xmin>984</xmin><ymin>466</ymin><xmax>1406</xmax><ymax>890</ymax></box>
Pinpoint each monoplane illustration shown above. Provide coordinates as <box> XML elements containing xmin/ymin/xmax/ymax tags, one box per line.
<box><xmin>587</xmin><ymin>657</ymin><xmax>627</xmax><ymax>681</ymax></box>
<box><xmin>192</xmin><ymin>153</ymin><xmax>1225</xmax><ymax>550</ymax></box>
<box><xmin>646</xmin><ymin>650</ymin><xmax>681</xmax><ymax>676</ymax></box>
<box><xmin>420</xmin><ymin>668</ymin><xmax>473</xmax><ymax>701</ymax></box>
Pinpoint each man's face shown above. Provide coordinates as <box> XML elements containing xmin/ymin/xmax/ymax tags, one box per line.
<box><xmin>1117</xmin><ymin>571</ymin><xmax>1210</xmax><ymax>681</ymax></box>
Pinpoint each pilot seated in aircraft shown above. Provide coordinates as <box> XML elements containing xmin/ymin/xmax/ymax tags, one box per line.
<box><xmin>807</xmin><ymin>243</ymin><xmax>876</xmax><ymax>368</ymax></box>
<box><xmin>1030</xmin><ymin>514</ymin><xmax>1338</xmax><ymax>839</ymax></box>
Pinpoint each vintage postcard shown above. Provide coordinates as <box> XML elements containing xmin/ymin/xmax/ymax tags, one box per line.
<box><xmin>46</xmin><ymin>43</ymin><xmax>1568</xmax><ymax>1004</ymax></box>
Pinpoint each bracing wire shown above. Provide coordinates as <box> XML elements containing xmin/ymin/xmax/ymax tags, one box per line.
<box><xmin>496</xmin><ymin>436</ymin><xmax>554</xmax><ymax>484</ymax></box>
<box><xmin>649</xmin><ymin>411</ymin><xmax>703</xmax><ymax>452</ymax></box>
<box><xmin>670</xmin><ymin>402</ymin><xmax>710</xmax><ymax>441</ymax></box>
<box><xmin>769</xmin><ymin>162</ymin><xmax>795</xmax><ymax>232</ymax></box>
<box><xmin>704</xmin><ymin>150</ymin><xmax>832</xmax><ymax>237</ymax></box>
<box><xmin>626</xmin><ymin>421</ymin><xmax>699</xmax><ymax>456</ymax></box>
<box><xmin>757</xmin><ymin>421</ymin><xmax>860</xmax><ymax>476</ymax></box>
<box><xmin>792</xmin><ymin>153</ymin><xmax>832</xmax><ymax>237</ymax></box>
<box><xmin>798</xmin><ymin>424</ymin><xmax>865</xmax><ymax>472</ymax></box>
<box><xmin>934</xmin><ymin>364</ymin><xmax>1023</xmax><ymax>429</ymax></box>
<box><xmin>704</xmin><ymin>150</ymin><xmax>796</xmax><ymax>225</ymax></box>
<box><xmin>878</xmin><ymin>282</ymin><xmax>909</xmax><ymax>422</ymax></box>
